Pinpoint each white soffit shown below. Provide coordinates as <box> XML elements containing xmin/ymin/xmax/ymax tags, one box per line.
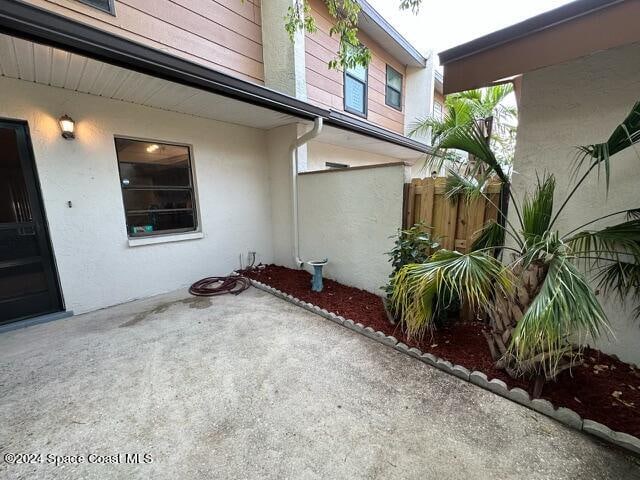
<box><xmin>0</xmin><ymin>34</ymin><xmax>300</xmax><ymax>130</ymax></box>
<box><xmin>313</xmin><ymin>125</ymin><xmax>425</xmax><ymax>160</ymax></box>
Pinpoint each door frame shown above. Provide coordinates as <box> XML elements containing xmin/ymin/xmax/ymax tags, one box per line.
<box><xmin>1</xmin><ymin>117</ymin><xmax>64</xmax><ymax>322</ymax></box>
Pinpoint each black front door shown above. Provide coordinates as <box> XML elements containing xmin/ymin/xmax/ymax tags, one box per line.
<box><xmin>0</xmin><ymin>120</ymin><xmax>62</xmax><ymax>324</ymax></box>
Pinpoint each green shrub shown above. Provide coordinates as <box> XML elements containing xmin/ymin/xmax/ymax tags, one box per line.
<box><xmin>384</xmin><ymin>224</ymin><xmax>461</xmax><ymax>327</ymax></box>
<box><xmin>383</xmin><ymin>224</ymin><xmax>437</xmax><ymax>298</ymax></box>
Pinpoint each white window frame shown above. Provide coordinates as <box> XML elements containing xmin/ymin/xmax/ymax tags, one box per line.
<box><xmin>385</xmin><ymin>65</ymin><xmax>403</xmax><ymax>111</ymax></box>
<box><xmin>114</xmin><ymin>136</ymin><xmax>202</xmax><ymax>244</ymax></box>
<box><xmin>343</xmin><ymin>62</ymin><xmax>368</xmax><ymax>117</ymax></box>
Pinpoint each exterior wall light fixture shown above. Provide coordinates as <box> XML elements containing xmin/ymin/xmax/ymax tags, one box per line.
<box><xmin>59</xmin><ymin>114</ymin><xmax>75</xmax><ymax>139</ymax></box>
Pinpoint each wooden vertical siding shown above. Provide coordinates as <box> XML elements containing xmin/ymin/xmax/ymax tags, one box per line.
<box><xmin>304</xmin><ymin>0</ymin><xmax>406</xmax><ymax>134</ymax></box>
<box><xmin>21</xmin><ymin>0</ymin><xmax>264</xmax><ymax>84</ymax></box>
<box><xmin>404</xmin><ymin>177</ymin><xmax>502</xmax><ymax>252</ymax></box>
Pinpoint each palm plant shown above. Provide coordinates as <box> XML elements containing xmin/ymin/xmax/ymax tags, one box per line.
<box><xmin>391</xmin><ymin>100</ymin><xmax>640</xmax><ymax>395</ymax></box>
<box><xmin>410</xmin><ymin>84</ymin><xmax>517</xmax><ymax>171</ymax></box>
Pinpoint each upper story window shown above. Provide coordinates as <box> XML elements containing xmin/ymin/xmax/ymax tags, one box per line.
<box><xmin>115</xmin><ymin>138</ymin><xmax>198</xmax><ymax>237</ymax></box>
<box><xmin>433</xmin><ymin>101</ymin><xmax>444</xmax><ymax>121</ymax></box>
<box><xmin>385</xmin><ymin>66</ymin><xmax>403</xmax><ymax>111</ymax></box>
<box><xmin>344</xmin><ymin>61</ymin><xmax>368</xmax><ymax>117</ymax></box>
<box><xmin>77</xmin><ymin>0</ymin><xmax>115</xmax><ymax>15</ymax></box>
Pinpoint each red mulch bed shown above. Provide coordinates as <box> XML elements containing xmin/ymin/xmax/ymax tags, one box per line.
<box><xmin>244</xmin><ymin>264</ymin><xmax>640</xmax><ymax>438</ymax></box>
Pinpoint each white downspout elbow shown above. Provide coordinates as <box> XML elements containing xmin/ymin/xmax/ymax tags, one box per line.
<box><xmin>291</xmin><ymin>117</ymin><xmax>323</xmax><ymax>268</ymax></box>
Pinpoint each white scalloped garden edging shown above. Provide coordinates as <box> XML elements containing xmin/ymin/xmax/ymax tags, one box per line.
<box><xmin>248</xmin><ymin>279</ymin><xmax>640</xmax><ymax>456</ymax></box>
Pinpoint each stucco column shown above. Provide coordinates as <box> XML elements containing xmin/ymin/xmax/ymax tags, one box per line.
<box><xmin>404</xmin><ymin>53</ymin><xmax>435</xmax><ymax>144</ymax></box>
<box><xmin>261</xmin><ymin>0</ymin><xmax>307</xmax><ymax>99</ymax></box>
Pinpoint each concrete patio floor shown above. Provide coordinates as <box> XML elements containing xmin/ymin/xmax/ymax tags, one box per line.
<box><xmin>1</xmin><ymin>288</ymin><xmax>639</xmax><ymax>480</ymax></box>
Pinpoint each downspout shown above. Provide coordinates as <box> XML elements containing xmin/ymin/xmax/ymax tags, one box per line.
<box><xmin>291</xmin><ymin>117</ymin><xmax>323</xmax><ymax>268</ymax></box>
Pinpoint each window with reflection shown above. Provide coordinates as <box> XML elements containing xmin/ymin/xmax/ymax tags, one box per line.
<box><xmin>114</xmin><ymin>138</ymin><xmax>197</xmax><ymax>237</ymax></box>
<box><xmin>344</xmin><ymin>60</ymin><xmax>368</xmax><ymax>117</ymax></box>
<box><xmin>433</xmin><ymin>101</ymin><xmax>444</xmax><ymax>121</ymax></box>
<box><xmin>385</xmin><ymin>66</ymin><xmax>403</xmax><ymax>110</ymax></box>
<box><xmin>77</xmin><ymin>0</ymin><xmax>115</xmax><ymax>15</ymax></box>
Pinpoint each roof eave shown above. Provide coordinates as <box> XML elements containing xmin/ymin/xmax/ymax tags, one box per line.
<box><xmin>356</xmin><ymin>0</ymin><xmax>427</xmax><ymax>68</ymax></box>
<box><xmin>328</xmin><ymin>110</ymin><xmax>432</xmax><ymax>154</ymax></box>
<box><xmin>438</xmin><ymin>0</ymin><xmax>624</xmax><ymax>64</ymax></box>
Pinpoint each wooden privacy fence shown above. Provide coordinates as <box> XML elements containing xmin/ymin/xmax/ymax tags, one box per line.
<box><xmin>403</xmin><ymin>177</ymin><xmax>502</xmax><ymax>253</ymax></box>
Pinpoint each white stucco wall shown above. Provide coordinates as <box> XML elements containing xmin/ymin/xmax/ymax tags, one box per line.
<box><xmin>306</xmin><ymin>141</ymin><xmax>403</xmax><ymax>171</ymax></box>
<box><xmin>298</xmin><ymin>164</ymin><xmax>407</xmax><ymax>294</ymax></box>
<box><xmin>510</xmin><ymin>42</ymin><xmax>640</xmax><ymax>364</ymax></box>
<box><xmin>404</xmin><ymin>53</ymin><xmax>436</xmax><ymax>143</ymax></box>
<box><xmin>266</xmin><ymin>123</ymin><xmax>299</xmax><ymax>269</ymax></box>
<box><xmin>0</xmin><ymin>77</ymin><xmax>274</xmax><ymax>314</ymax></box>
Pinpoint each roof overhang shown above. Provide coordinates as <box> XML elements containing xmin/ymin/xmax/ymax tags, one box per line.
<box><xmin>0</xmin><ymin>34</ymin><xmax>427</xmax><ymax>162</ymax></box>
<box><xmin>314</xmin><ymin>125</ymin><xmax>426</xmax><ymax>161</ymax></box>
<box><xmin>438</xmin><ymin>0</ymin><xmax>640</xmax><ymax>94</ymax></box>
<box><xmin>0</xmin><ymin>33</ymin><xmax>305</xmax><ymax>130</ymax></box>
<box><xmin>0</xmin><ymin>0</ymin><xmax>431</xmax><ymax>154</ymax></box>
<box><xmin>356</xmin><ymin>0</ymin><xmax>427</xmax><ymax>68</ymax></box>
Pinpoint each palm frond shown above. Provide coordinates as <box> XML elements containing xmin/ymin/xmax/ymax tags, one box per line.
<box><xmin>470</xmin><ymin>220</ymin><xmax>506</xmax><ymax>252</ymax></box>
<box><xmin>522</xmin><ymin>174</ymin><xmax>556</xmax><ymax>242</ymax></box>
<box><xmin>567</xmin><ymin>218</ymin><xmax>640</xmax><ymax>261</ymax></box>
<box><xmin>518</xmin><ymin>231</ymin><xmax>566</xmax><ymax>268</ymax></box>
<box><xmin>409</xmin><ymin>101</ymin><xmax>474</xmax><ymax>142</ymax></box>
<box><xmin>594</xmin><ymin>261</ymin><xmax>640</xmax><ymax>317</ymax></box>
<box><xmin>479</xmin><ymin>83</ymin><xmax>514</xmax><ymax>117</ymax></box>
<box><xmin>510</xmin><ymin>256</ymin><xmax>611</xmax><ymax>378</ymax></box>
<box><xmin>452</xmin><ymin>89</ymin><xmax>482</xmax><ymax>103</ymax></box>
<box><xmin>438</xmin><ymin>122</ymin><xmax>509</xmax><ymax>183</ymax></box>
<box><xmin>410</xmin><ymin>102</ymin><xmax>477</xmax><ymax>174</ymax></box>
<box><xmin>562</xmin><ymin>209</ymin><xmax>640</xmax><ymax>239</ymax></box>
<box><xmin>567</xmin><ymin>218</ymin><xmax>640</xmax><ymax>317</ymax></box>
<box><xmin>390</xmin><ymin>250</ymin><xmax>513</xmax><ymax>339</ymax></box>
<box><xmin>628</xmin><ymin>208</ymin><xmax>640</xmax><ymax>220</ymax></box>
<box><xmin>449</xmin><ymin>84</ymin><xmax>514</xmax><ymax>120</ymax></box>
<box><xmin>445</xmin><ymin>170</ymin><xmax>488</xmax><ymax>202</ymax></box>
<box><xmin>572</xmin><ymin>100</ymin><xmax>640</xmax><ymax>190</ymax></box>
<box><xmin>408</xmin><ymin>115</ymin><xmax>448</xmax><ymax>142</ymax></box>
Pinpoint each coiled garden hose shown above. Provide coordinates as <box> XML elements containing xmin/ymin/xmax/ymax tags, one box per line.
<box><xmin>189</xmin><ymin>275</ymin><xmax>251</xmax><ymax>297</ymax></box>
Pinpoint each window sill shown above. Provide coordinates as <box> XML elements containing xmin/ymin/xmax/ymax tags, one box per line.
<box><xmin>385</xmin><ymin>100</ymin><xmax>403</xmax><ymax>112</ymax></box>
<box><xmin>344</xmin><ymin>106</ymin><xmax>368</xmax><ymax>119</ymax></box>
<box><xmin>128</xmin><ymin>231</ymin><xmax>203</xmax><ymax>247</ymax></box>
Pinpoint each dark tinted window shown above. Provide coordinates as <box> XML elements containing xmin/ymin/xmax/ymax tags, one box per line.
<box><xmin>385</xmin><ymin>66</ymin><xmax>403</xmax><ymax>110</ymax></box>
<box><xmin>115</xmin><ymin>138</ymin><xmax>197</xmax><ymax>237</ymax></box>
<box><xmin>77</xmin><ymin>0</ymin><xmax>115</xmax><ymax>14</ymax></box>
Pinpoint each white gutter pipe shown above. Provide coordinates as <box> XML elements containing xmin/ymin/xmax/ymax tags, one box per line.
<box><xmin>290</xmin><ymin>117</ymin><xmax>323</xmax><ymax>268</ymax></box>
